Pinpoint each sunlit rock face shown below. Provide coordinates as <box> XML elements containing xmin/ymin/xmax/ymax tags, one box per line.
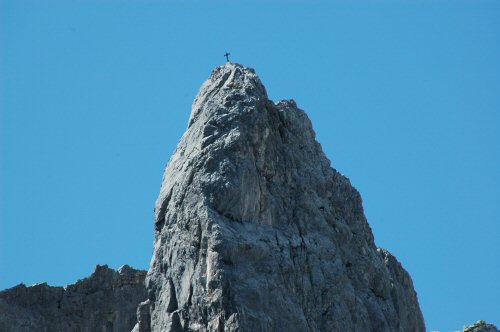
<box><xmin>0</xmin><ymin>265</ymin><xmax>147</xmax><ymax>332</ymax></box>
<box><xmin>137</xmin><ymin>63</ymin><xmax>426</xmax><ymax>332</ymax></box>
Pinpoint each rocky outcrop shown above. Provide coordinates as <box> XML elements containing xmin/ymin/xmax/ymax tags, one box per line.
<box><xmin>0</xmin><ymin>265</ymin><xmax>147</xmax><ymax>332</ymax></box>
<box><xmin>138</xmin><ymin>63</ymin><xmax>426</xmax><ymax>331</ymax></box>
<box><xmin>463</xmin><ymin>321</ymin><xmax>499</xmax><ymax>332</ymax></box>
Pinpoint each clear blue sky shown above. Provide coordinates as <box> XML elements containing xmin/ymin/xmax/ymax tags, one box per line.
<box><xmin>1</xmin><ymin>1</ymin><xmax>498</xmax><ymax>331</ymax></box>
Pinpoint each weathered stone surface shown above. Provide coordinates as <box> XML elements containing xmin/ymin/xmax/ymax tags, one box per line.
<box><xmin>0</xmin><ymin>265</ymin><xmax>147</xmax><ymax>332</ymax></box>
<box><xmin>463</xmin><ymin>320</ymin><xmax>499</xmax><ymax>332</ymax></box>
<box><xmin>139</xmin><ymin>63</ymin><xmax>426</xmax><ymax>331</ymax></box>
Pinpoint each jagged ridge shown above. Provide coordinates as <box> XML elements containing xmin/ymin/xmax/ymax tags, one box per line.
<box><xmin>0</xmin><ymin>265</ymin><xmax>147</xmax><ymax>332</ymax></box>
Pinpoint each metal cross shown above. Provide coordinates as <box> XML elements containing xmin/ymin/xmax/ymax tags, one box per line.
<box><xmin>224</xmin><ymin>52</ymin><xmax>230</xmax><ymax>62</ymax></box>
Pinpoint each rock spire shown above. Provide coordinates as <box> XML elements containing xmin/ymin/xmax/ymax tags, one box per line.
<box><xmin>136</xmin><ymin>63</ymin><xmax>426</xmax><ymax>332</ymax></box>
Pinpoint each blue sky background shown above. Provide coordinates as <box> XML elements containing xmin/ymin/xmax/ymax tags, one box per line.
<box><xmin>1</xmin><ymin>1</ymin><xmax>499</xmax><ymax>331</ymax></box>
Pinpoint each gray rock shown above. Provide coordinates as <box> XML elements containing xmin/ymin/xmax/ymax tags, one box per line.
<box><xmin>140</xmin><ymin>63</ymin><xmax>426</xmax><ymax>331</ymax></box>
<box><xmin>0</xmin><ymin>265</ymin><xmax>147</xmax><ymax>332</ymax></box>
<box><xmin>463</xmin><ymin>320</ymin><xmax>499</xmax><ymax>332</ymax></box>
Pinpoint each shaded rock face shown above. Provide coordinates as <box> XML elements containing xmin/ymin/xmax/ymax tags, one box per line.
<box><xmin>139</xmin><ymin>63</ymin><xmax>426</xmax><ymax>332</ymax></box>
<box><xmin>0</xmin><ymin>265</ymin><xmax>147</xmax><ymax>332</ymax></box>
<box><xmin>463</xmin><ymin>321</ymin><xmax>499</xmax><ymax>332</ymax></box>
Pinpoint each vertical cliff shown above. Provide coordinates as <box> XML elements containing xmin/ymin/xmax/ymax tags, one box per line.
<box><xmin>136</xmin><ymin>63</ymin><xmax>426</xmax><ymax>332</ymax></box>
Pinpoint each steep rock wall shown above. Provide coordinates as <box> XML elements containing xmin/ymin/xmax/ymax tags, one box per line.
<box><xmin>138</xmin><ymin>63</ymin><xmax>426</xmax><ymax>332</ymax></box>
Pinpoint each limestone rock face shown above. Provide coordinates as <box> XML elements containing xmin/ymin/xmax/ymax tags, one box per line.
<box><xmin>0</xmin><ymin>265</ymin><xmax>147</xmax><ymax>332</ymax></box>
<box><xmin>139</xmin><ymin>63</ymin><xmax>426</xmax><ymax>332</ymax></box>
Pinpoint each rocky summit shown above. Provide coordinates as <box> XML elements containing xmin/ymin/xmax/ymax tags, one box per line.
<box><xmin>134</xmin><ymin>63</ymin><xmax>426</xmax><ymax>332</ymax></box>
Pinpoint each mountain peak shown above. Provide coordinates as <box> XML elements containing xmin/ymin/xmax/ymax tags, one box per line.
<box><xmin>188</xmin><ymin>63</ymin><xmax>268</xmax><ymax>128</ymax></box>
<box><xmin>144</xmin><ymin>65</ymin><xmax>426</xmax><ymax>331</ymax></box>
